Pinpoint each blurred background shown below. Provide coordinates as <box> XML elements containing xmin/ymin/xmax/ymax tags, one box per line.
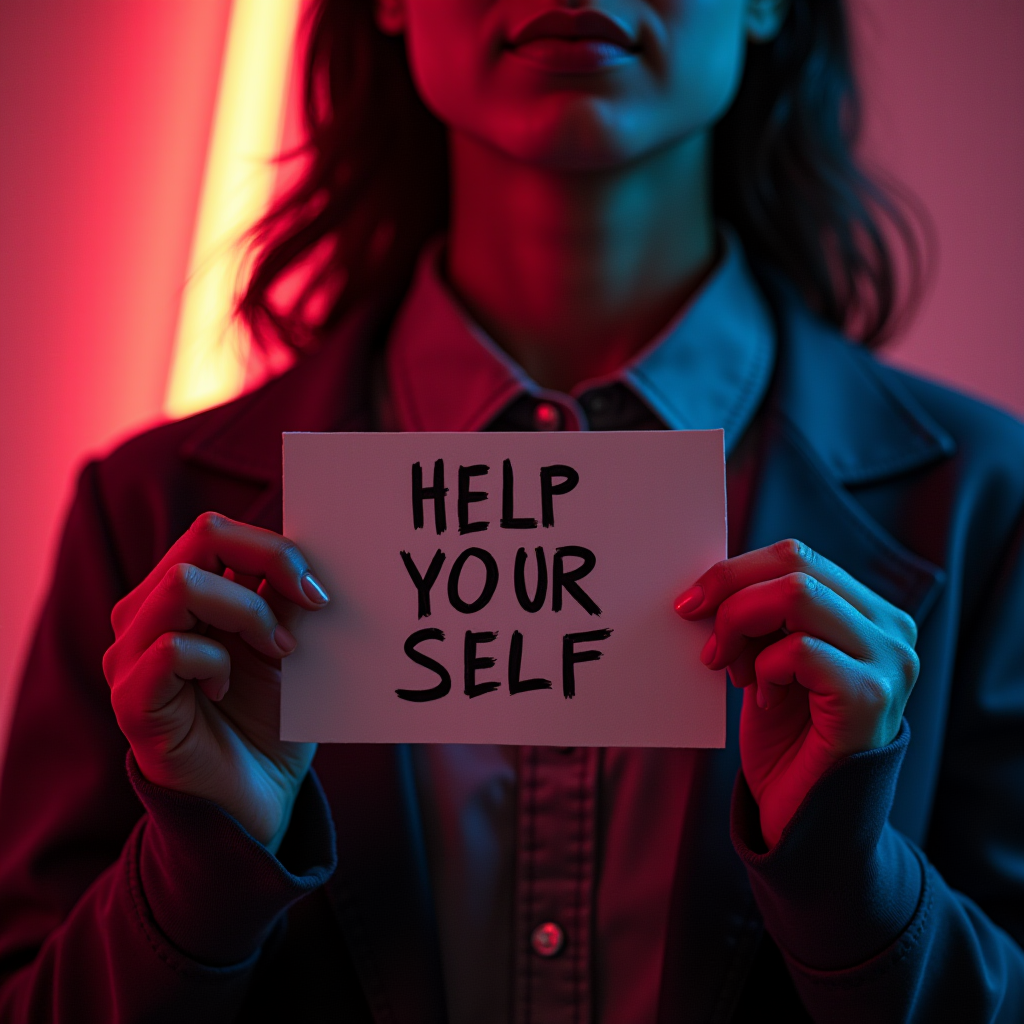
<box><xmin>1</xmin><ymin>0</ymin><xmax>1022</xmax><ymax>772</ymax></box>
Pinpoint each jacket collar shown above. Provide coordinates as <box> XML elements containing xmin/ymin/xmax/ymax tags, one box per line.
<box><xmin>178</xmin><ymin>303</ymin><xmax>383</xmax><ymax>486</ymax></box>
<box><xmin>759</xmin><ymin>273</ymin><xmax>955</xmax><ymax>486</ymax></box>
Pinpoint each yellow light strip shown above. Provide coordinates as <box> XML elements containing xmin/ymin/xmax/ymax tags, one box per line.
<box><xmin>165</xmin><ymin>0</ymin><xmax>303</xmax><ymax>418</ymax></box>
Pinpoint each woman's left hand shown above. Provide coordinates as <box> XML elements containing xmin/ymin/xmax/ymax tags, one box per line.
<box><xmin>674</xmin><ymin>539</ymin><xmax>920</xmax><ymax>848</ymax></box>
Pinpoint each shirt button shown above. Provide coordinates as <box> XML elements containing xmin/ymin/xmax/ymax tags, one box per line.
<box><xmin>531</xmin><ymin>921</ymin><xmax>565</xmax><ymax>958</ymax></box>
<box><xmin>533</xmin><ymin>401</ymin><xmax>562</xmax><ymax>431</ymax></box>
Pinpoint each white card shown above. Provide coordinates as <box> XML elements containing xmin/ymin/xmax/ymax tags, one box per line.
<box><xmin>282</xmin><ymin>430</ymin><xmax>726</xmax><ymax>747</ymax></box>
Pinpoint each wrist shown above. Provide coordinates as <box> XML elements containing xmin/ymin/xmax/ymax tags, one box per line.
<box><xmin>732</xmin><ymin>720</ymin><xmax>921</xmax><ymax>971</ymax></box>
<box><xmin>128</xmin><ymin>739</ymin><xmax>315</xmax><ymax>852</ymax></box>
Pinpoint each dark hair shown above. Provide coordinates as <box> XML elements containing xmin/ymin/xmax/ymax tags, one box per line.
<box><xmin>238</xmin><ymin>0</ymin><xmax>928</xmax><ymax>354</ymax></box>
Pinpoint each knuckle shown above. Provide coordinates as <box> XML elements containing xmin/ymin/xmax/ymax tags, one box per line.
<box><xmin>896</xmin><ymin>643</ymin><xmax>921</xmax><ymax>690</ymax></box>
<box><xmin>190</xmin><ymin>511</ymin><xmax>227</xmax><ymax>540</ymax></box>
<box><xmin>775</xmin><ymin>538</ymin><xmax>812</xmax><ymax>570</ymax></box>
<box><xmin>110</xmin><ymin>595</ymin><xmax>132</xmax><ymax>634</ymax></box>
<box><xmin>277</xmin><ymin>539</ymin><xmax>304</xmax><ymax>568</ymax></box>
<box><xmin>895</xmin><ymin>609</ymin><xmax>918</xmax><ymax>646</ymax></box>
<box><xmin>859</xmin><ymin>675</ymin><xmax>892</xmax><ymax>716</ymax></box>
<box><xmin>108</xmin><ymin>682</ymin><xmax>128</xmax><ymax>722</ymax></box>
<box><xmin>785</xmin><ymin>571</ymin><xmax>818</xmax><ymax>602</ymax></box>
<box><xmin>707</xmin><ymin>558</ymin><xmax>736</xmax><ymax>594</ymax></box>
<box><xmin>101</xmin><ymin>644</ymin><xmax>118</xmax><ymax>685</ymax></box>
<box><xmin>881</xmin><ymin>631</ymin><xmax>918</xmax><ymax>670</ymax></box>
<box><xmin>165</xmin><ymin>561</ymin><xmax>200</xmax><ymax>595</ymax></box>
<box><xmin>152</xmin><ymin>631</ymin><xmax>186</xmax><ymax>664</ymax></box>
<box><xmin>243</xmin><ymin>589</ymin><xmax>274</xmax><ymax>626</ymax></box>
<box><xmin>793</xmin><ymin>632</ymin><xmax>822</xmax><ymax>658</ymax></box>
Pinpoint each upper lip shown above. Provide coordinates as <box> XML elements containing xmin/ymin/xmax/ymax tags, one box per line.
<box><xmin>506</xmin><ymin>9</ymin><xmax>638</xmax><ymax>50</ymax></box>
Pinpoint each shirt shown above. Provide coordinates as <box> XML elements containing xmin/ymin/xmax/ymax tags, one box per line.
<box><xmin>383</xmin><ymin>230</ymin><xmax>776</xmax><ymax>1024</ymax></box>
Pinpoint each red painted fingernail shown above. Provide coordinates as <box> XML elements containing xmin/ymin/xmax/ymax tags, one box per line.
<box><xmin>674</xmin><ymin>585</ymin><xmax>704</xmax><ymax>617</ymax></box>
<box><xmin>700</xmin><ymin>632</ymin><xmax>717</xmax><ymax>666</ymax></box>
<box><xmin>301</xmin><ymin>572</ymin><xmax>330</xmax><ymax>605</ymax></box>
<box><xmin>756</xmin><ymin>687</ymin><xmax>767</xmax><ymax>710</ymax></box>
<box><xmin>274</xmin><ymin>624</ymin><xmax>297</xmax><ymax>654</ymax></box>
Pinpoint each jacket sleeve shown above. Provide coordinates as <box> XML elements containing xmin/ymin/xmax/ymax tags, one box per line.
<box><xmin>731</xmin><ymin>510</ymin><xmax>1024</xmax><ymax>1023</ymax></box>
<box><xmin>0</xmin><ymin>462</ymin><xmax>337</xmax><ymax>1024</ymax></box>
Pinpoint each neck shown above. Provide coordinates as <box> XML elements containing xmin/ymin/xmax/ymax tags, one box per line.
<box><xmin>445</xmin><ymin>132</ymin><xmax>716</xmax><ymax>393</ymax></box>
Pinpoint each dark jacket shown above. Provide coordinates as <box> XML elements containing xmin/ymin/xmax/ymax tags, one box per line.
<box><xmin>1</xmin><ymin>284</ymin><xmax>1023</xmax><ymax>1023</ymax></box>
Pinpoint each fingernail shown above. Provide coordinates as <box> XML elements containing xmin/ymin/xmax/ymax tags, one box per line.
<box><xmin>700</xmin><ymin>632</ymin><xmax>717</xmax><ymax>666</ymax></box>
<box><xmin>301</xmin><ymin>572</ymin><xmax>330</xmax><ymax>605</ymax></box>
<box><xmin>674</xmin><ymin>585</ymin><xmax>703</xmax><ymax>617</ymax></box>
<box><xmin>274</xmin><ymin>624</ymin><xmax>297</xmax><ymax>654</ymax></box>
<box><xmin>757</xmin><ymin>687</ymin><xmax>767</xmax><ymax>710</ymax></box>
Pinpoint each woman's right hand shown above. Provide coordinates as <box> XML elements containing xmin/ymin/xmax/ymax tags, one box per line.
<box><xmin>102</xmin><ymin>513</ymin><xmax>331</xmax><ymax>854</ymax></box>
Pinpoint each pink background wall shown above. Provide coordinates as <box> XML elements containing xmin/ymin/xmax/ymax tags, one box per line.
<box><xmin>1</xmin><ymin>0</ymin><xmax>1022</xmax><ymax>769</ymax></box>
<box><xmin>857</xmin><ymin>0</ymin><xmax>1024</xmax><ymax>416</ymax></box>
<box><xmin>0</xmin><ymin>1</ymin><xmax>232</xmax><ymax>763</ymax></box>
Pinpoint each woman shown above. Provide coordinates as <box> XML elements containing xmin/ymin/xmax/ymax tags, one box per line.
<box><xmin>1</xmin><ymin>0</ymin><xmax>1021</xmax><ymax>1020</ymax></box>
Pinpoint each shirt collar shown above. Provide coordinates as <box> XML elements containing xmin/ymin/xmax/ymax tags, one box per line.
<box><xmin>385</xmin><ymin>228</ymin><xmax>775</xmax><ymax>455</ymax></box>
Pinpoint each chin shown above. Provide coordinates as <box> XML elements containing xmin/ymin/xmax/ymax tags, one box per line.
<box><xmin>483</xmin><ymin>97</ymin><xmax>655</xmax><ymax>172</ymax></box>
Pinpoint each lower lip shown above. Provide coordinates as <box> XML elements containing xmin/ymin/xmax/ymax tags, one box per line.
<box><xmin>508</xmin><ymin>38</ymin><xmax>636</xmax><ymax>74</ymax></box>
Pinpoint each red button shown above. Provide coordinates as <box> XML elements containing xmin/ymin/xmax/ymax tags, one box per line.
<box><xmin>533</xmin><ymin>402</ymin><xmax>562</xmax><ymax>431</ymax></box>
<box><xmin>531</xmin><ymin>921</ymin><xmax>565</xmax><ymax>957</ymax></box>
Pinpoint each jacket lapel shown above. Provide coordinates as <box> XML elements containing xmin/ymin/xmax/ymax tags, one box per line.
<box><xmin>745</xmin><ymin>417</ymin><xmax>946</xmax><ymax>621</ymax></box>
<box><xmin>746</xmin><ymin>284</ymin><xmax>952</xmax><ymax>623</ymax></box>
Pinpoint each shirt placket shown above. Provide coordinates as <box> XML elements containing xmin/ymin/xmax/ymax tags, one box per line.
<box><xmin>513</xmin><ymin>745</ymin><xmax>599</xmax><ymax>1024</ymax></box>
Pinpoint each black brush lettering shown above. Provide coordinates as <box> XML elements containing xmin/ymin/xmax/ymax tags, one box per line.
<box><xmin>412</xmin><ymin>460</ymin><xmax>447</xmax><ymax>534</ymax></box>
<box><xmin>508</xmin><ymin>630</ymin><xmax>551</xmax><ymax>695</ymax></box>
<box><xmin>464</xmin><ymin>630</ymin><xmax>501</xmax><ymax>698</ymax></box>
<box><xmin>540</xmin><ymin>465</ymin><xmax>579</xmax><ymax>527</ymax></box>
<box><xmin>400</xmin><ymin>549</ymin><xmax>446</xmax><ymax>618</ymax></box>
<box><xmin>561</xmin><ymin>628</ymin><xmax>613</xmax><ymax>698</ymax></box>
<box><xmin>397</xmin><ymin>628</ymin><xmax>451</xmax><ymax>702</ymax></box>
<box><xmin>513</xmin><ymin>546</ymin><xmax>547</xmax><ymax>613</ymax></box>
<box><xmin>447</xmin><ymin>547</ymin><xmax>500</xmax><ymax>613</ymax></box>
<box><xmin>501</xmin><ymin>459</ymin><xmax>538</xmax><ymax>529</ymax></box>
<box><xmin>458</xmin><ymin>464</ymin><xmax>490</xmax><ymax>534</ymax></box>
<box><xmin>552</xmin><ymin>545</ymin><xmax>601</xmax><ymax>615</ymax></box>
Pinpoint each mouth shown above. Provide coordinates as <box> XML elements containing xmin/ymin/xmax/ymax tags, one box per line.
<box><xmin>505</xmin><ymin>8</ymin><xmax>640</xmax><ymax>74</ymax></box>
